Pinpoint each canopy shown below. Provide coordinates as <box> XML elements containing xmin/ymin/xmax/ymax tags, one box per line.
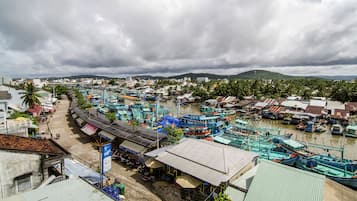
<box><xmin>145</xmin><ymin>158</ymin><xmax>164</xmax><ymax>168</ymax></box>
<box><xmin>119</xmin><ymin>140</ymin><xmax>147</xmax><ymax>154</ymax></box>
<box><xmin>71</xmin><ymin>113</ymin><xmax>78</xmax><ymax>119</ymax></box>
<box><xmin>80</xmin><ymin>123</ymin><xmax>98</xmax><ymax>136</ymax></box>
<box><xmin>75</xmin><ymin>118</ymin><xmax>84</xmax><ymax>126</ymax></box>
<box><xmin>98</xmin><ymin>130</ymin><xmax>116</xmax><ymax>141</ymax></box>
<box><xmin>15</xmin><ymin>117</ymin><xmax>28</xmax><ymax>121</ymax></box>
<box><xmin>175</xmin><ymin>175</ymin><xmax>202</xmax><ymax>188</ymax></box>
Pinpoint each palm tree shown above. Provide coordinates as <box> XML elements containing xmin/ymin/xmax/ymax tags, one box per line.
<box><xmin>21</xmin><ymin>83</ymin><xmax>41</xmax><ymax>108</ymax></box>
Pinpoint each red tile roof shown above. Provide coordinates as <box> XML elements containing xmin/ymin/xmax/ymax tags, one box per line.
<box><xmin>305</xmin><ymin>106</ymin><xmax>325</xmax><ymax>115</ymax></box>
<box><xmin>269</xmin><ymin>106</ymin><xmax>284</xmax><ymax>113</ymax></box>
<box><xmin>0</xmin><ymin>134</ymin><xmax>68</xmax><ymax>155</ymax></box>
<box><xmin>332</xmin><ymin>109</ymin><xmax>349</xmax><ymax>119</ymax></box>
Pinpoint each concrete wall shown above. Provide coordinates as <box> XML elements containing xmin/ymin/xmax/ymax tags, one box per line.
<box><xmin>0</xmin><ymin>151</ymin><xmax>43</xmax><ymax>198</ymax></box>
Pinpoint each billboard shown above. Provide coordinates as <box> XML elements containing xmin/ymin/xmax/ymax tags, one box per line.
<box><xmin>101</xmin><ymin>143</ymin><xmax>112</xmax><ymax>173</ymax></box>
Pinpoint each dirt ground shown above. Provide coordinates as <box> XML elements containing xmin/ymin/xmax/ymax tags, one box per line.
<box><xmin>47</xmin><ymin>97</ymin><xmax>162</xmax><ymax>201</ymax></box>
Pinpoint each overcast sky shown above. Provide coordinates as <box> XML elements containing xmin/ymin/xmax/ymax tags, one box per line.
<box><xmin>0</xmin><ymin>0</ymin><xmax>357</xmax><ymax>77</ymax></box>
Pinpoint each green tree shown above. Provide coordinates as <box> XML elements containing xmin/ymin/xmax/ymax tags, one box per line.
<box><xmin>105</xmin><ymin>112</ymin><xmax>116</xmax><ymax>122</ymax></box>
<box><xmin>165</xmin><ymin>127</ymin><xmax>183</xmax><ymax>144</ymax></box>
<box><xmin>214</xmin><ymin>192</ymin><xmax>232</xmax><ymax>201</ymax></box>
<box><xmin>108</xmin><ymin>79</ymin><xmax>116</xmax><ymax>85</ymax></box>
<box><xmin>21</xmin><ymin>83</ymin><xmax>41</xmax><ymax>108</ymax></box>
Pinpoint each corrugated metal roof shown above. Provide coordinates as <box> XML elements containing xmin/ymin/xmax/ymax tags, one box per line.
<box><xmin>2</xmin><ymin>178</ymin><xmax>113</xmax><ymax>201</ymax></box>
<box><xmin>225</xmin><ymin>186</ymin><xmax>246</xmax><ymax>201</ymax></box>
<box><xmin>120</xmin><ymin>140</ymin><xmax>148</xmax><ymax>154</ymax></box>
<box><xmin>244</xmin><ymin>160</ymin><xmax>325</xmax><ymax>201</ymax></box>
<box><xmin>152</xmin><ymin>138</ymin><xmax>258</xmax><ymax>186</ymax></box>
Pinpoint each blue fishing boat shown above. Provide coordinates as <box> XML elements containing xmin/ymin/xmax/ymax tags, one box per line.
<box><xmin>304</xmin><ymin>121</ymin><xmax>314</xmax><ymax>132</ymax></box>
<box><xmin>296</xmin><ymin>156</ymin><xmax>357</xmax><ymax>189</ymax></box>
<box><xmin>179</xmin><ymin>114</ymin><xmax>231</xmax><ymax>136</ymax></box>
<box><xmin>309</xmin><ymin>154</ymin><xmax>357</xmax><ymax>173</ymax></box>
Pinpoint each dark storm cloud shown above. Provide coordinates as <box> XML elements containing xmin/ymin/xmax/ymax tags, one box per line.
<box><xmin>0</xmin><ymin>0</ymin><xmax>357</xmax><ymax>77</ymax></box>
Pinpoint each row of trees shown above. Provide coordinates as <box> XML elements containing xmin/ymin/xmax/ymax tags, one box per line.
<box><xmin>192</xmin><ymin>79</ymin><xmax>357</xmax><ymax>102</ymax></box>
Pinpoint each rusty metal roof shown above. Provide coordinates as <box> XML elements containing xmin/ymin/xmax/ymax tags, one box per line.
<box><xmin>0</xmin><ymin>134</ymin><xmax>68</xmax><ymax>155</ymax></box>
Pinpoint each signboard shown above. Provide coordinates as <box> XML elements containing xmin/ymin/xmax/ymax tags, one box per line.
<box><xmin>101</xmin><ymin>143</ymin><xmax>112</xmax><ymax>173</ymax></box>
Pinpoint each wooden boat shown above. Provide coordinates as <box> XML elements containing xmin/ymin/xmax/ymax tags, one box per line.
<box><xmin>331</xmin><ymin>124</ymin><xmax>344</xmax><ymax>135</ymax></box>
<box><xmin>314</xmin><ymin>124</ymin><xmax>327</xmax><ymax>133</ymax></box>
<box><xmin>296</xmin><ymin>122</ymin><xmax>305</xmax><ymax>131</ymax></box>
<box><xmin>304</xmin><ymin>121</ymin><xmax>314</xmax><ymax>132</ymax></box>
<box><xmin>183</xmin><ymin>127</ymin><xmax>211</xmax><ymax>138</ymax></box>
<box><xmin>345</xmin><ymin>125</ymin><xmax>357</xmax><ymax>138</ymax></box>
<box><xmin>296</xmin><ymin>156</ymin><xmax>357</xmax><ymax>190</ymax></box>
<box><xmin>282</xmin><ymin>117</ymin><xmax>292</xmax><ymax>125</ymax></box>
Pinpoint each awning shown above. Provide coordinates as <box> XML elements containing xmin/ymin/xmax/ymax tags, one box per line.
<box><xmin>176</xmin><ymin>175</ymin><xmax>202</xmax><ymax>188</ymax></box>
<box><xmin>71</xmin><ymin>113</ymin><xmax>78</xmax><ymax>119</ymax></box>
<box><xmin>80</xmin><ymin>123</ymin><xmax>98</xmax><ymax>136</ymax></box>
<box><xmin>145</xmin><ymin>158</ymin><xmax>164</xmax><ymax>168</ymax></box>
<box><xmin>75</xmin><ymin>118</ymin><xmax>84</xmax><ymax>126</ymax></box>
<box><xmin>98</xmin><ymin>130</ymin><xmax>116</xmax><ymax>141</ymax></box>
<box><xmin>119</xmin><ymin>140</ymin><xmax>147</xmax><ymax>154</ymax></box>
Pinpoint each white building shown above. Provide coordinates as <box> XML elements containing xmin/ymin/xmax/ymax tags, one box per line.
<box><xmin>196</xmin><ymin>77</ymin><xmax>209</xmax><ymax>83</ymax></box>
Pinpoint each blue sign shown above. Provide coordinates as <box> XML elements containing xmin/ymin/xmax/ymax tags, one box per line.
<box><xmin>101</xmin><ymin>143</ymin><xmax>112</xmax><ymax>173</ymax></box>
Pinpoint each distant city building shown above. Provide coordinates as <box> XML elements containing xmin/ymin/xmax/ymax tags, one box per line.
<box><xmin>31</xmin><ymin>79</ymin><xmax>46</xmax><ymax>88</ymax></box>
<box><xmin>0</xmin><ymin>76</ymin><xmax>11</xmax><ymax>85</ymax></box>
<box><xmin>196</xmin><ymin>77</ymin><xmax>209</xmax><ymax>83</ymax></box>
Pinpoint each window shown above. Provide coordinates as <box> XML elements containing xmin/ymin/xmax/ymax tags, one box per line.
<box><xmin>15</xmin><ymin>173</ymin><xmax>32</xmax><ymax>192</ymax></box>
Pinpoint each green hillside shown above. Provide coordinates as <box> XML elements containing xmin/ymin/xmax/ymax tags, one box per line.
<box><xmin>234</xmin><ymin>70</ymin><xmax>296</xmax><ymax>80</ymax></box>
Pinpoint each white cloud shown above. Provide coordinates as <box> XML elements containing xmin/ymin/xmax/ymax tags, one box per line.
<box><xmin>0</xmin><ymin>0</ymin><xmax>356</xmax><ymax>77</ymax></box>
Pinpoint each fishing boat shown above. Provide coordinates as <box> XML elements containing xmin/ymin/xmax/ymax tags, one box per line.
<box><xmin>309</xmin><ymin>154</ymin><xmax>357</xmax><ymax>172</ymax></box>
<box><xmin>179</xmin><ymin>114</ymin><xmax>231</xmax><ymax>136</ymax></box>
<box><xmin>282</xmin><ymin>117</ymin><xmax>292</xmax><ymax>125</ymax></box>
<box><xmin>304</xmin><ymin>121</ymin><xmax>314</xmax><ymax>132</ymax></box>
<box><xmin>200</xmin><ymin>105</ymin><xmax>214</xmax><ymax>113</ymax></box>
<box><xmin>183</xmin><ymin>127</ymin><xmax>211</xmax><ymax>138</ymax></box>
<box><xmin>314</xmin><ymin>124</ymin><xmax>327</xmax><ymax>133</ymax></box>
<box><xmin>331</xmin><ymin>124</ymin><xmax>344</xmax><ymax>135</ymax></box>
<box><xmin>296</xmin><ymin>156</ymin><xmax>357</xmax><ymax>189</ymax></box>
<box><xmin>215</xmin><ymin>133</ymin><xmax>296</xmax><ymax>162</ymax></box>
<box><xmin>296</xmin><ymin>122</ymin><xmax>305</xmax><ymax>131</ymax></box>
<box><xmin>345</xmin><ymin>125</ymin><xmax>357</xmax><ymax>138</ymax></box>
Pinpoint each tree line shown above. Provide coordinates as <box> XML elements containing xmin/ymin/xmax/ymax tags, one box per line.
<box><xmin>191</xmin><ymin>79</ymin><xmax>357</xmax><ymax>102</ymax></box>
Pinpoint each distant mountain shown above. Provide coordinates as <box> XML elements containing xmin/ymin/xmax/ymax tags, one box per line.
<box><xmin>169</xmin><ymin>73</ymin><xmax>226</xmax><ymax>79</ymax></box>
<box><xmin>46</xmin><ymin>74</ymin><xmax>113</xmax><ymax>80</ymax></box>
<box><xmin>234</xmin><ymin>70</ymin><xmax>297</xmax><ymax>80</ymax></box>
<box><xmin>168</xmin><ymin>70</ymin><xmax>299</xmax><ymax>80</ymax></box>
<box><xmin>314</xmin><ymin>75</ymin><xmax>357</xmax><ymax>81</ymax></box>
<box><xmin>40</xmin><ymin>70</ymin><xmax>355</xmax><ymax>81</ymax></box>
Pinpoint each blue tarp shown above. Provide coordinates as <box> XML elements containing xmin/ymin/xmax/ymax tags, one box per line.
<box><xmin>156</xmin><ymin>116</ymin><xmax>181</xmax><ymax>133</ymax></box>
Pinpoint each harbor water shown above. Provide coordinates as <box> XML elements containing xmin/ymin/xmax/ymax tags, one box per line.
<box><xmin>93</xmin><ymin>89</ymin><xmax>357</xmax><ymax>160</ymax></box>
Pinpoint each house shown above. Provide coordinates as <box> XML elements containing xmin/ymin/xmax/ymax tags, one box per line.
<box><xmin>145</xmin><ymin>138</ymin><xmax>258</xmax><ymax>197</ymax></box>
<box><xmin>346</xmin><ymin>102</ymin><xmax>357</xmax><ymax>115</ymax></box>
<box><xmin>1</xmin><ymin>177</ymin><xmax>115</xmax><ymax>201</ymax></box>
<box><xmin>309</xmin><ymin>99</ymin><xmax>326</xmax><ymax>108</ymax></box>
<box><xmin>326</xmin><ymin>101</ymin><xmax>345</xmax><ymax>115</ymax></box>
<box><xmin>280</xmin><ymin>100</ymin><xmax>308</xmax><ymax>111</ymax></box>
<box><xmin>0</xmin><ymin>134</ymin><xmax>69</xmax><ymax>198</ymax></box>
<box><xmin>305</xmin><ymin>105</ymin><xmax>325</xmax><ymax>117</ymax></box>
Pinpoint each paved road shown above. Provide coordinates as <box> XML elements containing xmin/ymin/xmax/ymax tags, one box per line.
<box><xmin>48</xmin><ymin>97</ymin><xmax>162</xmax><ymax>201</ymax></box>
